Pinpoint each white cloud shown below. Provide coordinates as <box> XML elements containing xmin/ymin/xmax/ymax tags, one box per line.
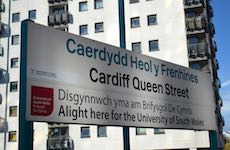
<box><xmin>222</xmin><ymin>80</ymin><xmax>230</xmax><ymax>88</ymax></box>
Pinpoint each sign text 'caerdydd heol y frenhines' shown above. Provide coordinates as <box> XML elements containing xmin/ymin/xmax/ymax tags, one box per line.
<box><xmin>22</xmin><ymin>21</ymin><xmax>217</xmax><ymax>131</ymax></box>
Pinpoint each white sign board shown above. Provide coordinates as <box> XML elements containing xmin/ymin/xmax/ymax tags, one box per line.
<box><xmin>23</xmin><ymin>21</ymin><xmax>217</xmax><ymax>130</ymax></box>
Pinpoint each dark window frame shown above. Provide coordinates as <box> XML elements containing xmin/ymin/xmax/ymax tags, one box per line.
<box><xmin>79</xmin><ymin>1</ymin><xmax>88</xmax><ymax>12</ymax></box>
<box><xmin>148</xmin><ymin>14</ymin><xmax>157</xmax><ymax>26</ymax></box>
<box><xmin>12</xmin><ymin>13</ymin><xmax>20</xmax><ymax>22</ymax></box>
<box><xmin>10</xmin><ymin>81</ymin><xmax>18</xmax><ymax>92</ymax></box>
<box><xmin>97</xmin><ymin>126</ymin><xmax>107</xmax><ymax>137</ymax></box>
<box><xmin>29</xmin><ymin>10</ymin><xmax>36</xmax><ymax>20</ymax></box>
<box><xmin>131</xmin><ymin>17</ymin><xmax>140</xmax><ymax>28</ymax></box>
<box><xmin>11</xmin><ymin>58</ymin><xmax>19</xmax><ymax>68</ymax></box>
<box><xmin>81</xmin><ymin>127</ymin><xmax>90</xmax><ymax>138</ymax></box>
<box><xmin>94</xmin><ymin>0</ymin><xmax>103</xmax><ymax>9</ymax></box>
<box><xmin>149</xmin><ymin>40</ymin><xmax>159</xmax><ymax>51</ymax></box>
<box><xmin>136</xmin><ymin>128</ymin><xmax>146</xmax><ymax>135</ymax></box>
<box><xmin>79</xmin><ymin>25</ymin><xmax>88</xmax><ymax>35</ymax></box>
<box><xmin>9</xmin><ymin>106</ymin><xmax>18</xmax><ymax>117</ymax></box>
<box><xmin>132</xmin><ymin>42</ymin><xmax>141</xmax><ymax>53</ymax></box>
<box><xmin>8</xmin><ymin>131</ymin><xmax>17</xmax><ymax>142</ymax></box>
<box><xmin>12</xmin><ymin>35</ymin><xmax>20</xmax><ymax>45</ymax></box>
<box><xmin>95</xmin><ymin>22</ymin><xmax>104</xmax><ymax>33</ymax></box>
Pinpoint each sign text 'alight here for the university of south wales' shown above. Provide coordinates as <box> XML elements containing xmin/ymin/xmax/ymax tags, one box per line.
<box><xmin>23</xmin><ymin>21</ymin><xmax>217</xmax><ymax>131</ymax></box>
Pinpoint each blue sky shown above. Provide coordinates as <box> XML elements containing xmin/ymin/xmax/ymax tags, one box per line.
<box><xmin>212</xmin><ymin>0</ymin><xmax>230</xmax><ymax>131</ymax></box>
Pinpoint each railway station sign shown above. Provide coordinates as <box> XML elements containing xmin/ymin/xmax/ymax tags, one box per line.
<box><xmin>22</xmin><ymin>21</ymin><xmax>217</xmax><ymax>130</ymax></box>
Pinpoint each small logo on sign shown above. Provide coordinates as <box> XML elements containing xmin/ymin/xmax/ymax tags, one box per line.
<box><xmin>31</xmin><ymin>86</ymin><xmax>54</xmax><ymax>116</ymax></box>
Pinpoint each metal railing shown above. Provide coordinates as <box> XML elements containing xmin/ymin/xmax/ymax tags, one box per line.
<box><xmin>188</xmin><ymin>43</ymin><xmax>209</xmax><ymax>58</ymax></box>
<box><xmin>184</xmin><ymin>0</ymin><xmax>204</xmax><ymax>7</ymax></box>
<box><xmin>186</xmin><ymin>16</ymin><xmax>206</xmax><ymax>31</ymax></box>
<box><xmin>47</xmin><ymin>136</ymin><xmax>74</xmax><ymax>150</ymax></box>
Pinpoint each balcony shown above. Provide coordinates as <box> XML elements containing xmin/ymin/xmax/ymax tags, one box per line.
<box><xmin>188</xmin><ymin>43</ymin><xmax>210</xmax><ymax>59</ymax></box>
<box><xmin>213</xmin><ymin>58</ymin><xmax>219</xmax><ymax>70</ymax></box>
<box><xmin>47</xmin><ymin>137</ymin><xmax>74</xmax><ymax>150</ymax></box>
<box><xmin>186</xmin><ymin>16</ymin><xmax>206</xmax><ymax>34</ymax></box>
<box><xmin>184</xmin><ymin>0</ymin><xmax>204</xmax><ymax>8</ymax></box>
<box><xmin>208</xmin><ymin>5</ymin><xmax>214</xmax><ymax>18</ymax></box>
<box><xmin>48</xmin><ymin>12</ymin><xmax>73</xmax><ymax>27</ymax></box>
<box><xmin>48</xmin><ymin>0</ymin><xmax>68</xmax><ymax>6</ymax></box>
<box><xmin>217</xmin><ymin>96</ymin><xmax>223</xmax><ymax>107</ymax></box>
<box><xmin>210</xmin><ymin>22</ymin><xmax>215</xmax><ymax>36</ymax></box>
<box><xmin>0</xmin><ymin>1</ymin><xmax>5</xmax><ymax>13</ymax></box>
<box><xmin>0</xmin><ymin>45</ymin><xmax>3</xmax><ymax>56</ymax></box>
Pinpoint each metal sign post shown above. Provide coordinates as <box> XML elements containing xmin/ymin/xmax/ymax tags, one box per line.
<box><xmin>19</xmin><ymin>20</ymin><xmax>33</xmax><ymax>150</ymax></box>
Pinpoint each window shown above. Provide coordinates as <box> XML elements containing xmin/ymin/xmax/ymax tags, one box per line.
<box><xmin>136</xmin><ymin>128</ymin><xmax>146</xmax><ymax>135</ymax></box>
<box><xmin>191</xmin><ymin>63</ymin><xmax>201</xmax><ymax>70</ymax></box>
<box><xmin>48</xmin><ymin>127</ymin><xmax>69</xmax><ymax>137</ymax></box>
<box><xmin>9</xmin><ymin>131</ymin><xmax>17</xmax><ymax>142</ymax></box>
<box><xmin>79</xmin><ymin>25</ymin><xmax>88</xmax><ymax>35</ymax></box>
<box><xmin>95</xmin><ymin>0</ymin><xmax>103</xmax><ymax>9</ymax></box>
<box><xmin>130</xmin><ymin>0</ymin><xmax>139</xmax><ymax>4</ymax></box>
<box><xmin>81</xmin><ymin>127</ymin><xmax>90</xmax><ymax>138</ymax></box>
<box><xmin>79</xmin><ymin>1</ymin><xmax>88</xmax><ymax>11</ymax></box>
<box><xmin>149</xmin><ymin>40</ymin><xmax>159</xmax><ymax>51</ymax></box>
<box><xmin>11</xmin><ymin>58</ymin><xmax>19</xmax><ymax>68</ymax></box>
<box><xmin>9</xmin><ymin>106</ymin><xmax>17</xmax><ymax>117</ymax></box>
<box><xmin>97</xmin><ymin>126</ymin><xmax>106</xmax><ymax>137</ymax></box>
<box><xmin>131</xmin><ymin>17</ymin><xmax>140</xmax><ymax>28</ymax></box>
<box><xmin>95</xmin><ymin>22</ymin><xmax>104</xmax><ymax>33</ymax></box>
<box><xmin>12</xmin><ymin>13</ymin><xmax>20</xmax><ymax>22</ymax></box>
<box><xmin>12</xmin><ymin>35</ymin><xmax>19</xmax><ymax>45</ymax></box>
<box><xmin>29</xmin><ymin>10</ymin><xmax>36</xmax><ymax>20</ymax></box>
<box><xmin>0</xmin><ymin>46</ymin><xmax>3</xmax><ymax>57</ymax></box>
<box><xmin>148</xmin><ymin>14</ymin><xmax>157</xmax><ymax>25</ymax></box>
<box><xmin>52</xmin><ymin>6</ymin><xmax>65</xmax><ymax>14</ymax></box>
<box><xmin>154</xmin><ymin>128</ymin><xmax>165</xmax><ymax>134</ymax></box>
<box><xmin>10</xmin><ymin>81</ymin><xmax>18</xmax><ymax>92</ymax></box>
<box><xmin>132</xmin><ymin>42</ymin><xmax>141</xmax><ymax>53</ymax></box>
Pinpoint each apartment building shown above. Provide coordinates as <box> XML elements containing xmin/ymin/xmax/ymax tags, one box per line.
<box><xmin>0</xmin><ymin>0</ymin><xmax>224</xmax><ymax>150</ymax></box>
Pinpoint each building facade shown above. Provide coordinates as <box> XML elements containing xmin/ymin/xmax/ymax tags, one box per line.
<box><xmin>0</xmin><ymin>0</ymin><xmax>224</xmax><ymax>150</ymax></box>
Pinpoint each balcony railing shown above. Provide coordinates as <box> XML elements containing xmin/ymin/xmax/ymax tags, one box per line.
<box><xmin>47</xmin><ymin>137</ymin><xmax>74</xmax><ymax>150</ymax></box>
<box><xmin>0</xmin><ymin>1</ymin><xmax>5</xmax><ymax>13</ymax></box>
<box><xmin>48</xmin><ymin>0</ymin><xmax>67</xmax><ymax>4</ymax></box>
<box><xmin>48</xmin><ymin>12</ymin><xmax>73</xmax><ymax>27</ymax></box>
<box><xmin>186</xmin><ymin>16</ymin><xmax>206</xmax><ymax>32</ymax></box>
<box><xmin>184</xmin><ymin>0</ymin><xmax>204</xmax><ymax>8</ymax></box>
<box><xmin>188</xmin><ymin>43</ymin><xmax>209</xmax><ymax>59</ymax></box>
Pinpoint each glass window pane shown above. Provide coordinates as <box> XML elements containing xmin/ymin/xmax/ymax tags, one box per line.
<box><xmin>10</xmin><ymin>81</ymin><xmax>18</xmax><ymax>92</ymax></box>
<box><xmin>98</xmin><ymin>126</ymin><xmax>106</xmax><ymax>137</ymax></box>
<box><xmin>131</xmin><ymin>17</ymin><xmax>140</xmax><ymax>28</ymax></box>
<box><xmin>0</xmin><ymin>46</ymin><xmax>3</xmax><ymax>57</ymax></box>
<box><xmin>9</xmin><ymin>131</ymin><xmax>17</xmax><ymax>142</ymax></box>
<box><xmin>148</xmin><ymin>14</ymin><xmax>157</xmax><ymax>25</ymax></box>
<box><xmin>130</xmin><ymin>0</ymin><xmax>139</xmax><ymax>4</ymax></box>
<box><xmin>136</xmin><ymin>128</ymin><xmax>146</xmax><ymax>135</ymax></box>
<box><xmin>154</xmin><ymin>128</ymin><xmax>165</xmax><ymax>134</ymax></box>
<box><xmin>29</xmin><ymin>10</ymin><xmax>36</xmax><ymax>20</ymax></box>
<box><xmin>79</xmin><ymin>1</ymin><xmax>88</xmax><ymax>11</ymax></box>
<box><xmin>9</xmin><ymin>106</ymin><xmax>17</xmax><ymax>117</ymax></box>
<box><xmin>95</xmin><ymin>22</ymin><xmax>104</xmax><ymax>33</ymax></box>
<box><xmin>79</xmin><ymin>25</ymin><xmax>88</xmax><ymax>35</ymax></box>
<box><xmin>12</xmin><ymin>35</ymin><xmax>19</xmax><ymax>45</ymax></box>
<box><xmin>12</xmin><ymin>13</ymin><xmax>20</xmax><ymax>22</ymax></box>
<box><xmin>191</xmin><ymin>63</ymin><xmax>201</xmax><ymax>70</ymax></box>
<box><xmin>149</xmin><ymin>40</ymin><xmax>159</xmax><ymax>51</ymax></box>
<box><xmin>132</xmin><ymin>42</ymin><xmax>141</xmax><ymax>53</ymax></box>
<box><xmin>81</xmin><ymin>127</ymin><xmax>90</xmax><ymax>138</ymax></box>
<box><xmin>95</xmin><ymin>0</ymin><xmax>103</xmax><ymax>9</ymax></box>
<box><xmin>11</xmin><ymin>58</ymin><xmax>19</xmax><ymax>68</ymax></box>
